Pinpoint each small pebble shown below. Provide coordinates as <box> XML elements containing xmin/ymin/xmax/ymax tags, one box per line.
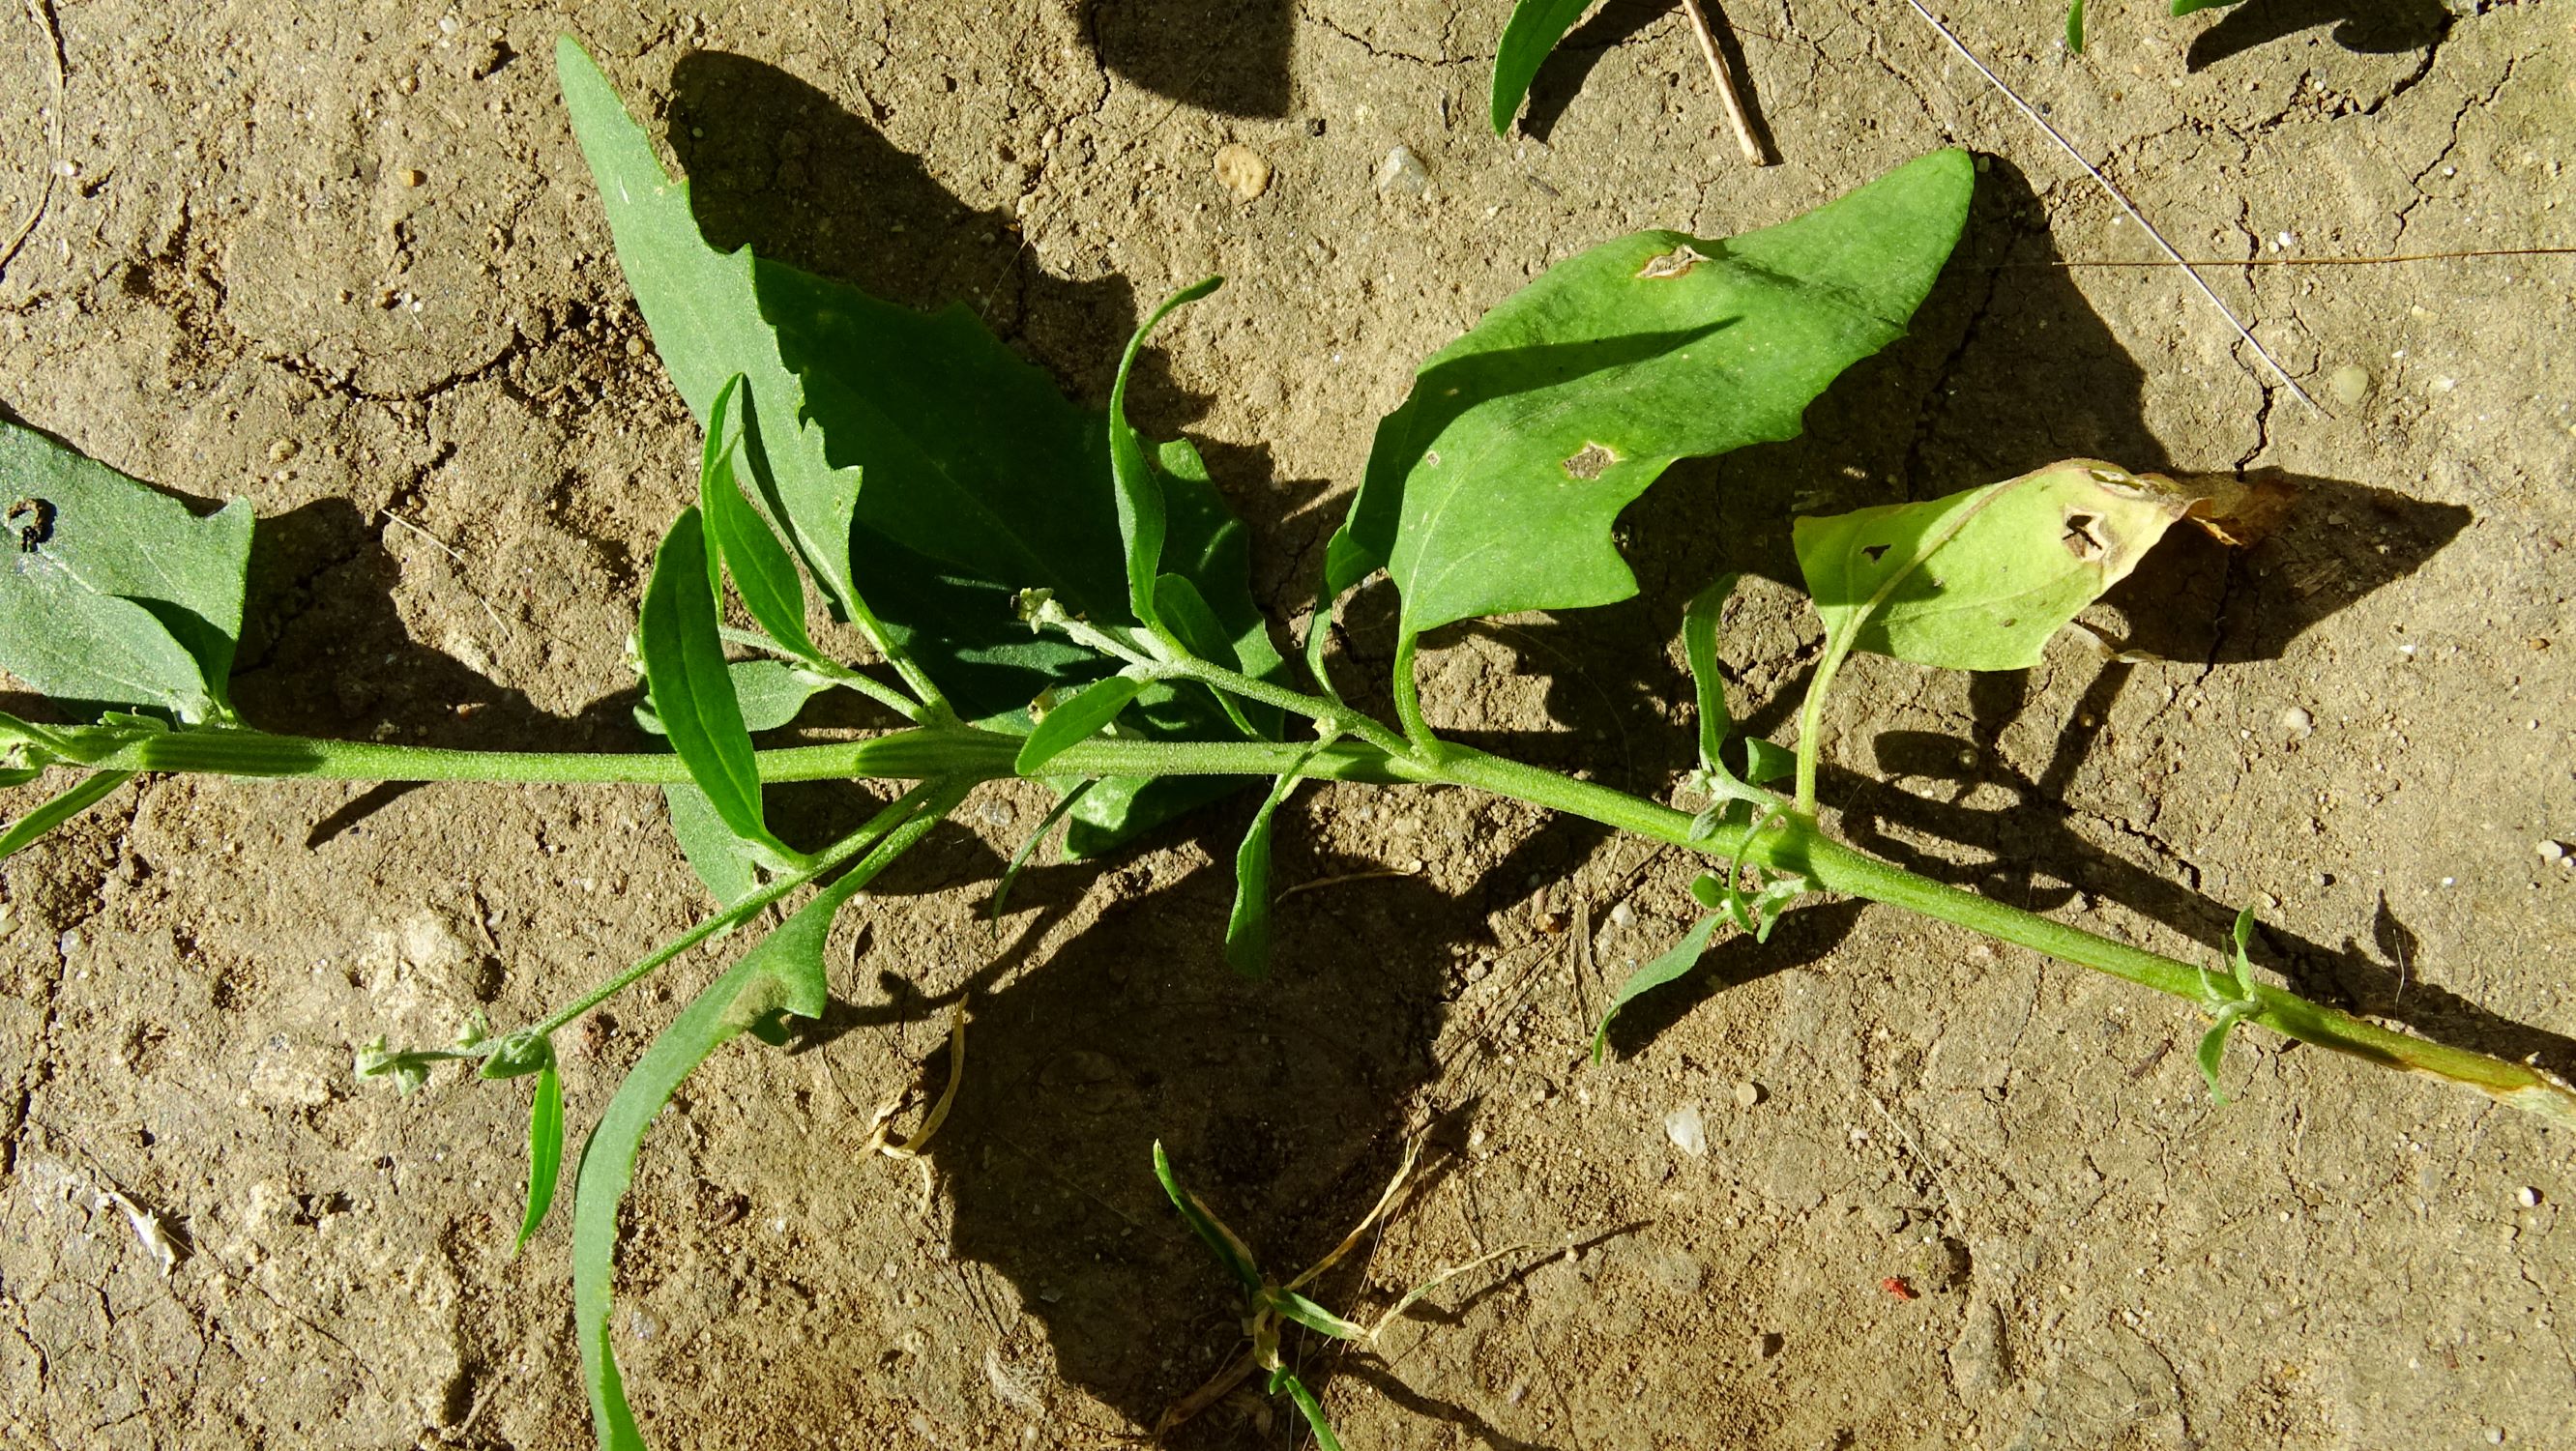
<box><xmin>1607</xmin><ymin>901</ymin><xmax>1635</xmax><ymax>929</ymax></box>
<box><xmin>1375</xmin><ymin>144</ymin><xmax>1429</xmax><ymax>196</ymax></box>
<box><xmin>1212</xmin><ymin>142</ymin><xmax>1272</xmax><ymax>201</ymax></box>
<box><xmin>2327</xmin><ymin>363</ymin><xmax>2373</xmax><ymax>406</ymax></box>
<box><xmin>2518</xmin><ymin>1186</ymin><xmax>2542</xmax><ymax>1208</ymax></box>
<box><xmin>1733</xmin><ymin>1081</ymin><xmax>1765</xmax><ymax>1109</ymax></box>
<box><xmin>2277</xmin><ymin>706</ymin><xmax>2314</xmax><ymax>739</ymax></box>
<box><xmin>1664</xmin><ymin>1104</ymin><xmax>1708</xmax><ymax>1157</ymax></box>
<box><xmin>2536</xmin><ymin>841</ymin><xmax>2568</xmax><ymax>867</ymax></box>
<box><xmin>267</xmin><ymin>438</ymin><xmax>299</xmax><ymax>464</ymax></box>
<box><xmin>398</xmin><ymin>168</ymin><xmax>425</xmax><ymax>188</ymax></box>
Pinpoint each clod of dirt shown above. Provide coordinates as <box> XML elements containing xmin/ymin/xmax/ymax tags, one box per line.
<box><xmin>1212</xmin><ymin>142</ymin><xmax>1272</xmax><ymax>201</ymax></box>
<box><xmin>1376</xmin><ymin>144</ymin><xmax>1428</xmax><ymax>196</ymax></box>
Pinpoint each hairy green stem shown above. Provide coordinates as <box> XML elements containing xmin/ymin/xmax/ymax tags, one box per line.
<box><xmin>53</xmin><ymin>722</ymin><xmax>2576</xmax><ymax>1124</ymax></box>
<box><xmin>1390</xmin><ymin>632</ymin><xmax>1435</xmax><ymax>752</ymax></box>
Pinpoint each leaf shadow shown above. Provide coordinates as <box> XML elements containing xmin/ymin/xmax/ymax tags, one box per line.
<box><xmin>1518</xmin><ymin>0</ymin><xmax>1677</xmax><ymax>144</ymax></box>
<box><xmin>2184</xmin><ymin>0</ymin><xmax>2451</xmax><ymax>71</ymax></box>
<box><xmin>1082</xmin><ymin>0</ymin><xmax>1297</xmax><ymax>118</ymax></box>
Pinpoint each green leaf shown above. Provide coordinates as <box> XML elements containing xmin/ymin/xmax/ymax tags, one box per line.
<box><xmin>2066</xmin><ymin>0</ymin><xmax>2086</xmax><ymax>52</ymax></box>
<box><xmin>636</xmin><ymin>659</ymin><xmax>830</xmax><ymax>737</ymax></box>
<box><xmin>2170</xmin><ymin>0</ymin><xmax>2250</xmax><ymax>15</ymax></box>
<box><xmin>513</xmin><ymin>1053</ymin><xmax>565</xmax><ymax>1256</ymax></box>
<box><xmin>1682</xmin><ymin>574</ymin><xmax>1741</xmax><ymax>777</ymax></box>
<box><xmin>1593</xmin><ymin>914</ymin><xmax>1723</xmax><ymax>1061</ymax></box>
<box><xmin>1111</xmin><ymin>278</ymin><xmax>1223</xmax><ymax>630</ymax></box>
<box><xmin>663</xmin><ymin>783</ymin><xmax>762</xmax><ymax>908</ymax></box>
<box><xmin>1741</xmin><ymin>738</ymin><xmax>1797</xmax><ymax>786</ymax></box>
<box><xmin>0</xmin><ymin>769</ymin><xmax>135</xmax><ymax>864</ymax></box>
<box><xmin>1151</xmin><ymin>1140</ymin><xmax>1264</xmax><ymax>1292</ymax></box>
<box><xmin>987</xmin><ymin>780</ymin><xmax>1096</xmax><ymax>923</ymax></box>
<box><xmin>1489</xmin><ymin>0</ymin><xmax>1595</xmax><ymax>134</ymax></box>
<box><xmin>558</xmin><ymin>41</ymin><xmax>865</xmax><ymax>621</ymax></box>
<box><xmin>562</xmin><ymin>45</ymin><xmax>1283</xmax><ymax>849</ymax></box>
<box><xmin>697</xmin><ymin>374</ymin><xmax>823</xmax><ymax>663</ymax></box>
<box><xmin>1154</xmin><ymin>572</ymin><xmax>1260</xmax><ymax>740</ymax></box>
<box><xmin>1326</xmin><ymin>149</ymin><xmax>1975</xmax><ymax>640</ymax></box>
<box><xmin>571</xmin><ymin>864</ymin><xmax>866</xmax><ymax>1451</ymax></box>
<box><xmin>1793</xmin><ymin>460</ymin><xmax>2206</xmax><ymax>674</ymax></box>
<box><xmin>1268</xmin><ymin>1288</ymin><xmax>1367</xmax><ymax>1341</ymax></box>
<box><xmin>0</xmin><ymin>418</ymin><xmax>254</xmax><ymax>722</ymax></box>
<box><xmin>1014</xmin><ymin>672</ymin><xmax>1148</xmax><ymax>775</ymax></box>
<box><xmin>1274</xmin><ymin>1370</ymin><xmax>1347</xmax><ymax>1451</ymax></box>
<box><xmin>1224</xmin><ymin>747</ymin><xmax>1326</xmax><ymax>976</ymax></box>
<box><xmin>636</xmin><ymin>508</ymin><xmax>793</xmax><ymax>864</ymax></box>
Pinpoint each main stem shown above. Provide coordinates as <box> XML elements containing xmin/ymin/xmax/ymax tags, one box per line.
<box><xmin>71</xmin><ymin>721</ymin><xmax>2576</xmax><ymax>1126</ymax></box>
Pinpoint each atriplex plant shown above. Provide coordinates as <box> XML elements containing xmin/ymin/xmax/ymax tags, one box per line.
<box><xmin>0</xmin><ymin>36</ymin><xmax>2563</xmax><ymax>1450</ymax></box>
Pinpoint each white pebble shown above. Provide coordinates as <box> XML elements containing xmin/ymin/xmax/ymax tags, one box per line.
<box><xmin>2278</xmin><ymin>706</ymin><xmax>2315</xmax><ymax>739</ymax></box>
<box><xmin>1375</xmin><ymin>145</ymin><xmax>1429</xmax><ymax>195</ymax></box>
<box><xmin>2518</xmin><ymin>1186</ymin><xmax>2543</xmax><ymax>1208</ymax></box>
<box><xmin>1664</xmin><ymin>1104</ymin><xmax>1708</xmax><ymax>1157</ymax></box>
<box><xmin>1607</xmin><ymin>901</ymin><xmax>1635</xmax><ymax>929</ymax></box>
<box><xmin>1733</xmin><ymin>1080</ymin><xmax>1765</xmax><ymax>1110</ymax></box>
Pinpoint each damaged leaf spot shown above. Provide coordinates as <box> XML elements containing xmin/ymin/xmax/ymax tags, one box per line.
<box><xmin>2062</xmin><ymin>509</ymin><xmax>2106</xmax><ymax>561</ymax></box>
<box><xmin>1636</xmin><ymin>244</ymin><xmax>1712</xmax><ymax>280</ymax></box>
<box><xmin>7</xmin><ymin>497</ymin><xmax>53</xmax><ymax>554</ymax></box>
<box><xmin>1562</xmin><ymin>442</ymin><xmax>1619</xmax><ymax>480</ymax></box>
<box><xmin>1860</xmin><ymin>542</ymin><xmax>1890</xmax><ymax>564</ymax></box>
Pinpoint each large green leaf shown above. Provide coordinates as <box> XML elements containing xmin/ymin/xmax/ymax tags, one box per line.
<box><xmin>559</xmin><ymin>43</ymin><xmax>1284</xmax><ymax>851</ymax></box>
<box><xmin>1489</xmin><ymin>0</ymin><xmax>1595</xmax><ymax>134</ymax></box>
<box><xmin>558</xmin><ymin>42</ymin><xmax>864</xmax><ymax>621</ymax></box>
<box><xmin>0</xmin><ymin>418</ymin><xmax>253</xmax><ymax>721</ymax></box>
<box><xmin>1324</xmin><ymin>149</ymin><xmax>1975</xmax><ymax>640</ymax></box>
<box><xmin>1791</xmin><ymin>459</ymin><xmax>2205</xmax><ymax>673</ymax></box>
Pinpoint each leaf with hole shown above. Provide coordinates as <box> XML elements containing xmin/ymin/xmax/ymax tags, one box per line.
<box><xmin>1323</xmin><ymin>149</ymin><xmax>1975</xmax><ymax>641</ymax></box>
<box><xmin>1794</xmin><ymin>459</ymin><xmax>2213</xmax><ymax>674</ymax></box>
<box><xmin>0</xmin><ymin>418</ymin><xmax>253</xmax><ymax>723</ymax></box>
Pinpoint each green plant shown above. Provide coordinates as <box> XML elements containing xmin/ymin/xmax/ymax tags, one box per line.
<box><xmin>2</xmin><ymin>36</ymin><xmax>2564</xmax><ymax>1451</ymax></box>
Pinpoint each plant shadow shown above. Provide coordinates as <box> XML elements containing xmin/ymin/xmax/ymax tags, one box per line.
<box><xmin>1082</xmin><ymin>0</ymin><xmax>1297</xmax><ymax>118</ymax></box>
<box><xmin>2184</xmin><ymin>0</ymin><xmax>2451</xmax><ymax>71</ymax></box>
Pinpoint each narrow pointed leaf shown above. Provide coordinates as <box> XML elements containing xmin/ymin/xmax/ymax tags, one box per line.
<box><xmin>1593</xmin><ymin>914</ymin><xmax>1724</xmax><ymax>1061</ymax></box>
<box><xmin>1489</xmin><ymin>0</ymin><xmax>1595</xmax><ymax>134</ymax></box>
<box><xmin>1014</xmin><ymin>673</ymin><xmax>1147</xmax><ymax>775</ymax></box>
<box><xmin>1275</xmin><ymin>1372</ymin><xmax>1348</xmax><ymax>1451</ymax></box>
<box><xmin>512</xmin><ymin>1054</ymin><xmax>565</xmax><ymax>1255</ymax></box>
<box><xmin>988</xmin><ymin>780</ymin><xmax>1096</xmax><ymax>922</ymax></box>
<box><xmin>1269</xmin><ymin>1289</ymin><xmax>1368</xmax><ymax>1341</ymax></box>
<box><xmin>1742</xmin><ymin>738</ymin><xmax>1797</xmax><ymax>785</ymax></box>
<box><xmin>636</xmin><ymin>508</ymin><xmax>790</xmax><ymax>861</ymax></box>
<box><xmin>1111</xmin><ymin>278</ymin><xmax>1223</xmax><ymax>630</ymax></box>
<box><xmin>1151</xmin><ymin>1141</ymin><xmax>1263</xmax><ymax>1292</ymax></box>
<box><xmin>1793</xmin><ymin>460</ymin><xmax>2208</xmax><ymax>673</ymax></box>
<box><xmin>1324</xmin><ymin>149</ymin><xmax>1974</xmax><ymax>640</ymax></box>
<box><xmin>572</xmin><ymin>832</ymin><xmax>897</xmax><ymax>1451</ymax></box>
<box><xmin>2066</xmin><ymin>0</ymin><xmax>2086</xmax><ymax>52</ymax></box>
<box><xmin>0</xmin><ymin>769</ymin><xmax>135</xmax><ymax>863</ymax></box>
<box><xmin>1224</xmin><ymin>759</ymin><xmax>1318</xmax><ymax>976</ymax></box>
<box><xmin>0</xmin><ymin>419</ymin><xmax>254</xmax><ymax>722</ymax></box>
<box><xmin>697</xmin><ymin>374</ymin><xmax>822</xmax><ymax>662</ymax></box>
<box><xmin>1683</xmin><ymin>574</ymin><xmax>1741</xmax><ymax>775</ymax></box>
<box><xmin>1154</xmin><ymin>572</ymin><xmax>1260</xmax><ymax>740</ymax></box>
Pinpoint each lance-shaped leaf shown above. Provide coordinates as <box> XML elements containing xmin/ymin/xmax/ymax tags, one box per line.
<box><xmin>1682</xmin><ymin>574</ymin><xmax>1742</xmax><ymax>778</ymax></box>
<box><xmin>1111</xmin><ymin>278</ymin><xmax>1223</xmax><ymax>630</ymax></box>
<box><xmin>1151</xmin><ymin>1140</ymin><xmax>1264</xmax><ymax>1293</ymax></box>
<box><xmin>696</xmin><ymin>374</ymin><xmax>823</xmax><ymax>663</ymax></box>
<box><xmin>0</xmin><ymin>418</ymin><xmax>253</xmax><ymax>722</ymax></box>
<box><xmin>1593</xmin><ymin>912</ymin><xmax>1724</xmax><ymax>1060</ymax></box>
<box><xmin>1224</xmin><ymin>741</ymin><xmax>1329</xmax><ymax>976</ymax></box>
<box><xmin>1793</xmin><ymin>460</ymin><xmax>2210</xmax><ymax>673</ymax></box>
<box><xmin>0</xmin><ymin>769</ymin><xmax>136</xmax><ymax>864</ymax></box>
<box><xmin>662</xmin><ymin>783</ymin><xmax>761</xmax><ymax>908</ymax></box>
<box><xmin>1322</xmin><ymin>149</ymin><xmax>1973</xmax><ymax>641</ymax></box>
<box><xmin>1489</xmin><ymin>0</ymin><xmax>1595</xmax><ymax>134</ymax></box>
<box><xmin>559</xmin><ymin>42</ymin><xmax>864</xmax><ymax>620</ymax></box>
<box><xmin>572</xmin><ymin>857</ymin><xmax>869</xmax><ymax>1451</ymax></box>
<box><xmin>1015</xmin><ymin>672</ymin><xmax>1148</xmax><ymax>775</ymax></box>
<box><xmin>636</xmin><ymin>508</ymin><xmax>792</xmax><ymax>863</ymax></box>
<box><xmin>512</xmin><ymin>1049</ymin><xmax>564</xmax><ymax>1256</ymax></box>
